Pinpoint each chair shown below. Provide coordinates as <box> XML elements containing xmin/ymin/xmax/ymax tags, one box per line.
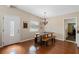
<box><xmin>35</xmin><ymin>34</ymin><xmax>42</xmax><ymax>45</ymax></box>
<box><xmin>48</xmin><ymin>32</ymin><xmax>52</xmax><ymax>39</ymax></box>
<box><xmin>42</xmin><ymin>34</ymin><xmax>49</xmax><ymax>46</ymax></box>
<box><xmin>48</xmin><ymin>32</ymin><xmax>55</xmax><ymax>44</ymax></box>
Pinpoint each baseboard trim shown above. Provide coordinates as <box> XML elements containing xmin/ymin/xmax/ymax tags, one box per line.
<box><xmin>0</xmin><ymin>37</ymin><xmax>35</xmax><ymax>48</ymax></box>
<box><xmin>19</xmin><ymin>37</ymin><xmax>34</xmax><ymax>43</ymax></box>
<box><xmin>65</xmin><ymin>40</ymin><xmax>76</xmax><ymax>44</ymax></box>
<box><xmin>56</xmin><ymin>38</ymin><xmax>77</xmax><ymax>45</ymax></box>
<box><xmin>55</xmin><ymin>37</ymin><xmax>65</xmax><ymax>41</ymax></box>
<box><xmin>0</xmin><ymin>37</ymin><xmax>78</xmax><ymax>48</ymax></box>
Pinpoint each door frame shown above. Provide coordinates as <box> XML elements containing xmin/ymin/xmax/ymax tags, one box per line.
<box><xmin>2</xmin><ymin>16</ymin><xmax>21</xmax><ymax>46</ymax></box>
<box><xmin>64</xmin><ymin>17</ymin><xmax>77</xmax><ymax>43</ymax></box>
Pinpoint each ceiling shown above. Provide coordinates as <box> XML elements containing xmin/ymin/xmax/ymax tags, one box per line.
<box><xmin>14</xmin><ymin>5</ymin><xmax>79</xmax><ymax>18</ymax></box>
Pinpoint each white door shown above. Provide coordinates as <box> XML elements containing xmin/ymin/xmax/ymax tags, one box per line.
<box><xmin>2</xmin><ymin>16</ymin><xmax>20</xmax><ymax>46</ymax></box>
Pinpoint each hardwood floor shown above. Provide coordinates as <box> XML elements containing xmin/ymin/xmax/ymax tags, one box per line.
<box><xmin>0</xmin><ymin>39</ymin><xmax>79</xmax><ymax>54</ymax></box>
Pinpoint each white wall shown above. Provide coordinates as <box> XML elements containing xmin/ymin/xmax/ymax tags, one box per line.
<box><xmin>45</xmin><ymin>12</ymin><xmax>79</xmax><ymax>44</ymax></box>
<box><xmin>0</xmin><ymin>6</ymin><xmax>43</xmax><ymax>42</ymax></box>
<box><xmin>77</xmin><ymin>33</ymin><xmax>79</xmax><ymax>46</ymax></box>
<box><xmin>45</xmin><ymin>17</ymin><xmax>64</xmax><ymax>41</ymax></box>
<box><xmin>1</xmin><ymin>5</ymin><xmax>79</xmax><ymax>47</ymax></box>
<box><xmin>0</xmin><ymin>17</ymin><xmax>1</xmax><ymax>45</ymax></box>
<box><xmin>0</xmin><ymin>17</ymin><xmax>1</xmax><ymax>40</ymax></box>
<box><xmin>0</xmin><ymin>16</ymin><xmax>3</xmax><ymax>45</ymax></box>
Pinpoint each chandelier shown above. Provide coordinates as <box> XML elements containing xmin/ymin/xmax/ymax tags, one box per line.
<box><xmin>42</xmin><ymin>11</ymin><xmax>48</xmax><ymax>26</ymax></box>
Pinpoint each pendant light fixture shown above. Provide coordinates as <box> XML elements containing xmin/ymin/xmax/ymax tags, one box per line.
<box><xmin>42</xmin><ymin>9</ymin><xmax>48</xmax><ymax>26</ymax></box>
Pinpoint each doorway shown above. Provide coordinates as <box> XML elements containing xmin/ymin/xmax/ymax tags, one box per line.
<box><xmin>64</xmin><ymin>17</ymin><xmax>77</xmax><ymax>43</ymax></box>
<box><xmin>66</xmin><ymin>23</ymin><xmax>76</xmax><ymax>41</ymax></box>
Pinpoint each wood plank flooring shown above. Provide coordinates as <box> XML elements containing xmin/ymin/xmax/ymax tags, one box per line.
<box><xmin>0</xmin><ymin>39</ymin><xmax>79</xmax><ymax>54</ymax></box>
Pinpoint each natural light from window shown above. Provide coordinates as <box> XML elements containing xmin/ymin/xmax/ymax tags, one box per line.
<box><xmin>30</xmin><ymin>20</ymin><xmax>39</xmax><ymax>32</ymax></box>
<box><xmin>10</xmin><ymin>21</ymin><xmax>14</xmax><ymax>36</ymax></box>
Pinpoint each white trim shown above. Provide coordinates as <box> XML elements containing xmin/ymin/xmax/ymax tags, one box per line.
<box><xmin>55</xmin><ymin>37</ymin><xmax>65</xmax><ymax>41</ymax></box>
<box><xmin>19</xmin><ymin>38</ymin><xmax>34</xmax><ymax>43</ymax></box>
<box><xmin>64</xmin><ymin>17</ymin><xmax>77</xmax><ymax>44</ymax></box>
<box><xmin>56</xmin><ymin>37</ymin><xmax>77</xmax><ymax>45</ymax></box>
<box><xmin>65</xmin><ymin>40</ymin><xmax>76</xmax><ymax>44</ymax></box>
<box><xmin>76</xmin><ymin>17</ymin><xmax>78</xmax><ymax>44</ymax></box>
<box><xmin>0</xmin><ymin>37</ymin><xmax>35</xmax><ymax>48</ymax></box>
<box><xmin>56</xmin><ymin>37</ymin><xmax>76</xmax><ymax>44</ymax></box>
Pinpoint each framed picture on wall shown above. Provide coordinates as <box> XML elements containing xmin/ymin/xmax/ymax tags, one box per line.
<box><xmin>23</xmin><ymin>21</ymin><xmax>28</xmax><ymax>28</ymax></box>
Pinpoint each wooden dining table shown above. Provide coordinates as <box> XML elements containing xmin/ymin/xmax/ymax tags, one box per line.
<box><xmin>35</xmin><ymin>32</ymin><xmax>55</xmax><ymax>46</ymax></box>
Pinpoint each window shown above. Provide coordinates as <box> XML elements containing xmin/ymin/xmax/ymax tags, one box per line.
<box><xmin>10</xmin><ymin>21</ymin><xmax>14</xmax><ymax>36</ymax></box>
<box><xmin>30</xmin><ymin>20</ymin><xmax>39</xmax><ymax>32</ymax></box>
